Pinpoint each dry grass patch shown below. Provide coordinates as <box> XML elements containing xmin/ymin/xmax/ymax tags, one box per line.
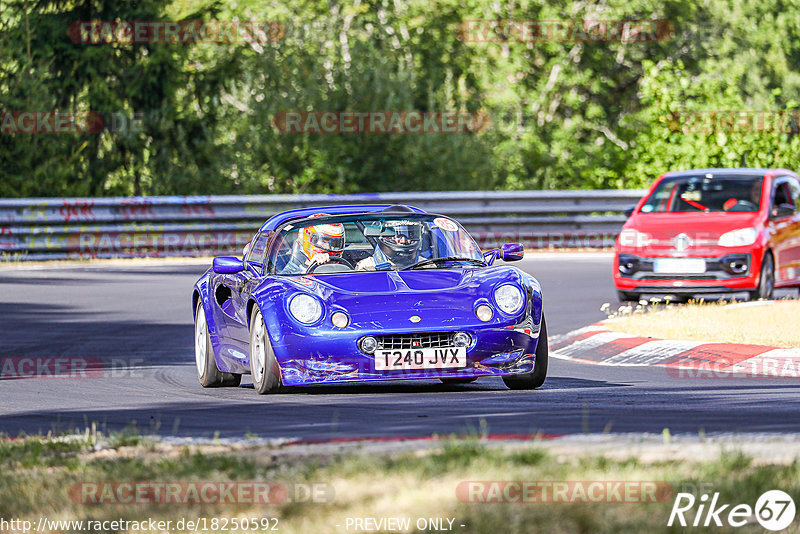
<box><xmin>603</xmin><ymin>299</ymin><xmax>800</xmax><ymax>348</ymax></box>
<box><xmin>2</xmin><ymin>434</ymin><xmax>800</xmax><ymax>533</ymax></box>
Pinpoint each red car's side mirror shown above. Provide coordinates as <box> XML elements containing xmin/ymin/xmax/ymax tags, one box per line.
<box><xmin>772</xmin><ymin>204</ymin><xmax>796</xmax><ymax>218</ymax></box>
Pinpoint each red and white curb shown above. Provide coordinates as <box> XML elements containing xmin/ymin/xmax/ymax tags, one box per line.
<box><xmin>550</xmin><ymin>323</ymin><xmax>800</xmax><ymax>378</ymax></box>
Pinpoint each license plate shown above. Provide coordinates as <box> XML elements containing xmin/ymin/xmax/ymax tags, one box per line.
<box><xmin>374</xmin><ymin>347</ymin><xmax>467</xmax><ymax>371</ymax></box>
<box><xmin>653</xmin><ymin>258</ymin><xmax>706</xmax><ymax>274</ymax></box>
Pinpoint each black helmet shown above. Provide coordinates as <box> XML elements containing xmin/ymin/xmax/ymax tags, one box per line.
<box><xmin>378</xmin><ymin>221</ymin><xmax>422</xmax><ymax>267</ymax></box>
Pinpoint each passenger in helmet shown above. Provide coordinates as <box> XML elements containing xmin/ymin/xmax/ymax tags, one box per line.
<box><xmin>282</xmin><ymin>214</ymin><xmax>345</xmax><ymax>274</ymax></box>
<box><xmin>356</xmin><ymin>221</ymin><xmax>424</xmax><ymax>271</ymax></box>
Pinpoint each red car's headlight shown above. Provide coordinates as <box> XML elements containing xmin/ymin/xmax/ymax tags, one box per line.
<box><xmin>718</xmin><ymin>228</ymin><xmax>758</xmax><ymax>247</ymax></box>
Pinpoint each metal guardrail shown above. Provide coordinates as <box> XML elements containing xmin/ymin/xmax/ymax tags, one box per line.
<box><xmin>0</xmin><ymin>190</ymin><xmax>645</xmax><ymax>261</ymax></box>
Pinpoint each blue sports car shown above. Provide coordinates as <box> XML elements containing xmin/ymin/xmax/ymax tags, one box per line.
<box><xmin>192</xmin><ymin>204</ymin><xmax>547</xmax><ymax>393</ymax></box>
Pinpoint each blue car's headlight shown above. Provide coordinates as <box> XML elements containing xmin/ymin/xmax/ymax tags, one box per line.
<box><xmin>289</xmin><ymin>294</ymin><xmax>323</xmax><ymax>324</ymax></box>
<box><xmin>494</xmin><ymin>284</ymin><xmax>524</xmax><ymax>315</ymax></box>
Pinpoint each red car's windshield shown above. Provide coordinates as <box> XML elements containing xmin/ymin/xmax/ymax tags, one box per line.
<box><xmin>640</xmin><ymin>174</ymin><xmax>763</xmax><ymax>213</ymax></box>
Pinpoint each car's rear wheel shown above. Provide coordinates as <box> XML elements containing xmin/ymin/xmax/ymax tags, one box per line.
<box><xmin>502</xmin><ymin>314</ymin><xmax>548</xmax><ymax>390</ymax></box>
<box><xmin>749</xmin><ymin>252</ymin><xmax>775</xmax><ymax>301</ymax></box>
<box><xmin>195</xmin><ymin>302</ymin><xmax>241</xmax><ymax>387</ymax></box>
<box><xmin>617</xmin><ymin>290</ymin><xmax>640</xmax><ymax>302</ymax></box>
<box><xmin>250</xmin><ymin>306</ymin><xmax>284</xmax><ymax>394</ymax></box>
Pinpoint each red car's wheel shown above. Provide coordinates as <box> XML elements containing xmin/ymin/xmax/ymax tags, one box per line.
<box><xmin>749</xmin><ymin>251</ymin><xmax>775</xmax><ymax>301</ymax></box>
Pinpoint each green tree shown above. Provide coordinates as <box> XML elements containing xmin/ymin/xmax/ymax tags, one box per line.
<box><xmin>0</xmin><ymin>0</ymin><xmax>237</xmax><ymax>197</ymax></box>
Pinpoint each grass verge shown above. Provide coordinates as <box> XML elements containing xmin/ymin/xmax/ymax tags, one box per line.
<box><xmin>1</xmin><ymin>433</ymin><xmax>798</xmax><ymax>533</ymax></box>
<box><xmin>603</xmin><ymin>299</ymin><xmax>800</xmax><ymax>348</ymax></box>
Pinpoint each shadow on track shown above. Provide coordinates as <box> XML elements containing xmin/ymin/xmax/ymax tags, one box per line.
<box><xmin>272</xmin><ymin>376</ymin><xmax>628</xmax><ymax>395</ymax></box>
<box><xmin>0</xmin><ymin>302</ymin><xmax>192</xmax><ymax>371</ymax></box>
<box><xmin>3</xmin><ymin>379</ymin><xmax>800</xmax><ymax>439</ymax></box>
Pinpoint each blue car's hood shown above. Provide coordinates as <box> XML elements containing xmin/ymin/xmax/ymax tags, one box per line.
<box><xmin>313</xmin><ymin>269</ymin><xmax>474</xmax><ymax>294</ymax></box>
<box><xmin>261</xmin><ymin>267</ymin><xmax>532</xmax><ymax>330</ymax></box>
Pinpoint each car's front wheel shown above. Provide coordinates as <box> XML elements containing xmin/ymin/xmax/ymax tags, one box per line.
<box><xmin>249</xmin><ymin>306</ymin><xmax>284</xmax><ymax>394</ymax></box>
<box><xmin>749</xmin><ymin>251</ymin><xmax>775</xmax><ymax>301</ymax></box>
<box><xmin>503</xmin><ymin>314</ymin><xmax>548</xmax><ymax>390</ymax></box>
<box><xmin>195</xmin><ymin>302</ymin><xmax>241</xmax><ymax>387</ymax></box>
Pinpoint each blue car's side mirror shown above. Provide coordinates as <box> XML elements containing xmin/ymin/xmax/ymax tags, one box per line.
<box><xmin>213</xmin><ymin>256</ymin><xmax>244</xmax><ymax>274</ymax></box>
<box><xmin>501</xmin><ymin>243</ymin><xmax>524</xmax><ymax>261</ymax></box>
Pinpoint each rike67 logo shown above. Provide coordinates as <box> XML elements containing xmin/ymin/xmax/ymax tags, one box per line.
<box><xmin>668</xmin><ymin>490</ymin><xmax>796</xmax><ymax>531</ymax></box>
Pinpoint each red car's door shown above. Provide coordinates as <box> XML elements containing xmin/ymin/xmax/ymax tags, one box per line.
<box><xmin>785</xmin><ymin>178</ymin><xmax>800</xmax><ymax>285</ymax></box>
<box><xmin>766</xmin><ymin>178</ymin><xmax>800</xmax><ymax>286</ymax></box>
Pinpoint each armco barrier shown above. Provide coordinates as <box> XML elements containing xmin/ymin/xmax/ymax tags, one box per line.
<box><xmin>0</xmin><ymin>190</ymin><xmax>644</xmax><ymax>261</ymax></box>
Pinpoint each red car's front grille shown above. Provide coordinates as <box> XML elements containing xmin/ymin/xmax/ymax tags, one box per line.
<box><xmin>640</xmin><ymin>274</ymin><xmax>719</xmax><ymax>280</ymax></box>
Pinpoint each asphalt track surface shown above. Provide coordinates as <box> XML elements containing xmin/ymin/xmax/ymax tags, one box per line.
<box><xmin>1</xmin><ymin>254</ymin><xmax>799</xmax><ymax>440</ymax></box>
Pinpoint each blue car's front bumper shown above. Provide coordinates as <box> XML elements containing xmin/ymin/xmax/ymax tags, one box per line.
<box><xmin>273</xmin><ymin>324</ymin><xmax>541</xmax><ymax>386</ymax></box>
<box><xmin>249</xmin><ymin>267</ymin><xmax>544</xmax><ymax>386</ymax></box>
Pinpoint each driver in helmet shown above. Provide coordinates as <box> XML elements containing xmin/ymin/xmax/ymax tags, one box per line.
<box><xmin>356</xmin><ymin>220</ymin><xmax>423</xmax><ymax>271</ymax></box>
<box><xmin>283</xmin><ymin>215</ymin><xmax>346</xmax><ymax>274</ymax></box>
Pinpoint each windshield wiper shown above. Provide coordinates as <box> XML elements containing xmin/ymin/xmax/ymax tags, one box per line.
<box><xmin>401</xmin><ymin>257</ymin><xmax>487</xmax><ymax>271</ymax></box>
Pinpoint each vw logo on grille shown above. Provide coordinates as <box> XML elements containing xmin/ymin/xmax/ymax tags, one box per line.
<box><xmin>671</xmin><ymin>233</ymin><xmax>692</xmax><ymax>252</ymax></box>
<box><xmin>409</xmin><ymin>316</ymin><xmax>421</xmax><ymax>323</ymax></box>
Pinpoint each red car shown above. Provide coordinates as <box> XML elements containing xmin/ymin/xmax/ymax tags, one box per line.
<box><xmin>614</xmin><ymin>168</ymin><xmax>800</xmax><ymax>302</ymax></box>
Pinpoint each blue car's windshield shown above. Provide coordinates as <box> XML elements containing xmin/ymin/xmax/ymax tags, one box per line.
<box><xmin>268</xmin><ymin>213</ymin><xmax>484</xmax><ymax>275</ymax></box>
